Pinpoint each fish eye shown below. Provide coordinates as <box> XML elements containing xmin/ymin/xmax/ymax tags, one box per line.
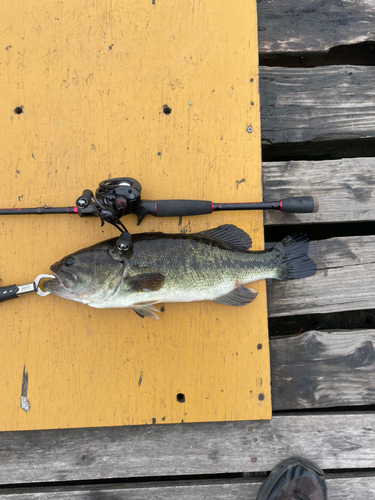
<box><xmin>64</xmin><ymin>256</ymin><xmax>75</xmax><ymax>266</ymax></box>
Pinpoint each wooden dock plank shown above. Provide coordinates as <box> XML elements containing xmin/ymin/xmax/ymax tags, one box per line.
<box><xmin>271</xmin><ymin>330</ymin><xmax>375</xmax><ymax>410</ymax></box>
<box><xmin>268</xmin><ymin>236</ymin><xmax>375</xmax><ymax>317</ymax></box>
<box><xmin>1</xmin><ymin>413</ymin><xmax>375</xmax><ymax>484</ymax></box>
<box><xmin>260</xmin><ymin>66</ymin><xmax>375</xmax><ymax>145</ymax></box>
<box><xmin>263</xmin><ymin>158</ymin><xmax>375</xmax><ymax>225</ymax></box>
<box><xmin>257</xmin><ymin>0</ymin><xmax>375</xmax><ymax>53</ymax></box>
<box><xmin>1</xmin><ymin>475</ymin><xmax>374</xmax><ymax>499</ymax></box>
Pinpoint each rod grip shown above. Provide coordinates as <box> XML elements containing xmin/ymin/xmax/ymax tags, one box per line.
<box><xmin>0</xmin><ymin>284</ymin><xmax>19</xmax><ymax>303</ymax></box>
<box><xmin>280</xmin><ymin>196</ymin><xmax>318</xmax><ymax>214</ymax></box>
<box><xmin>156</xmin><ymin>200</ymin><xmax>213</xmax><ymax>217</ymax></box>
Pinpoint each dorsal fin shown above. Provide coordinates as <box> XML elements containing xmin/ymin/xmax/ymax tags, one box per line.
<box><xmin>197</xmin><ymin>224</ymin><xmax>252</xmax><ymax>250</ymax></box>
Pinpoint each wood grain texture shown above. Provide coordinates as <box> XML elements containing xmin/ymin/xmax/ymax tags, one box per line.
<box><xmin>260</xmin><ymin>65</ymin><xmax>375</xmax><ymax>144</ymax></box>
<box><xmin>0</xmin><ymin>0</ymin><xmax>269</xmax><ymax>430</ymax></box>
<box><xmin>0</xmin><ymin>480</ymin><xmax>265</xmax><ymax>500</ymax></box>
<box><xmin>268</xmin><ymin>236</ymin><xmax>375</xmax><ymax>317</ymax></box>
<box><xmin>1</xmin><ymin>475</ymin><xmax>374</xmax><ymax>499</ymax></box>
<box><xmin>257</xmin><ymin>0</ymin><xmax>375</xmax><ymax>53</ymax></box>
<box><xmin>1</xmin><ymin>413</ymin><xmax>375</xmax><ymax>484</ymax></box>
<box><xmin>263</xmin><ymin>158</ymin><xmax>375</xmax><ymax>225</ymax></box>
<box><xmin>271</xmin><ymin>330</ymin><xmax>375</xmax><ymax>410</ymax></box>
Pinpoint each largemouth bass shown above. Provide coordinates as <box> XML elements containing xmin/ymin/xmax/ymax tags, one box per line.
<box><xmin>44</xmin><ymin>224</ymin><xmax>316</xmax><ymax>319</ymax></box>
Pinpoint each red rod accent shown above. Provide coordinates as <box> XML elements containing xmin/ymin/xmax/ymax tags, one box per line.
<box><xmin>155</xmin><ymin>201</ymin><xmax>157</xmax><ymax>216</ymax></box>
<box><xmin>74</xmin><ymin>207</ymin><xmax>78</xmax><ymax>213</ymax></box>
<box><xmin>211</xmin><ymin>202</ymin><xmax>214</xmax><ymax>213</ymax></box>
<box><xmin>279</xmin><ymin>200</ymin><xmax>283</xmax><ymax>211</ymax></box>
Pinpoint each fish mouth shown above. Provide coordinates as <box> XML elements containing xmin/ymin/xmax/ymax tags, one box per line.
<box><xmin>44</xmin><ymin>267</ymin><xmax>77</xmax><ymax>293</ymax></box>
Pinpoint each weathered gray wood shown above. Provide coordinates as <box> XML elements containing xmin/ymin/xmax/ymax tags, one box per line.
<box><xmin>1</xmin><ymin>413</ymin><xmax>375</xmax><ymax>484</ymax></box>
<box><xmin>260</xmin><ymin>66</ymin><xmax>375</xmax><ymax>145</ymax></box>
<box><xmin>258</xmin><ymin>0</ymin><xmax>375</xmax><ymax>53</ymax></box>
<box><xmin>263</xmin><ymin>158</ymin><xmax>375</xmax><ymax>225</ymax></box>
<box><xmin>0</xmin><ymin>479</ymin><xmax>263</xmax><ymax>500</ymax></box>
<box><xmin>268</xmin><ymin>236</ymin><xmax>375</xmax><ymax>317</ymax></box>
<box><xmin>271</xmin><ymin>330</ymin><xmax>375</xmax><ymax>410</ymax></box>
<box><xmin>306</xmin><ymin>236</ymin><xmax>375</xmax><ymax>269</ymax></box>
<box><xmin>1</xmin><ymin>474</ymin><xmax>375</xmax><ymax>499</ymax></box>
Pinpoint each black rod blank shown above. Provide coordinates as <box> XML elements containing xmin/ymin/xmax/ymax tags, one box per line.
<box><xmin>0</xmin><ymin>206</ymin><xmax>92</xmax><ymax>215</ymax></box>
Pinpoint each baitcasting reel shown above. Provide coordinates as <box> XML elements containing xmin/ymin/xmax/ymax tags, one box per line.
<box><xmin>75</xmin><ymin>178</ymin><xmax>142</xmax><ymax>251</ymax></box>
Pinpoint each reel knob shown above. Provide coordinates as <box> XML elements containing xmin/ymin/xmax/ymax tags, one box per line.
<box><xmin>76</xmin><ymin>189</ymin><xmax>93</xmax><ymax>209</ymax></box>
<box><xmin>114</xmin><ymin>195</ymin><xmax>128</xmax><ymax>215</ymax></box>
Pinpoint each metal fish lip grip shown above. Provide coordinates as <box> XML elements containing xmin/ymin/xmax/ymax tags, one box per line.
<box><xmin>0</xmin><ymin>177</ymin><xmax>319</xmax><ymax>250</ymax></box>
<box><xmin>0</xmin><ymin>274</ymin><xmax>55</xmax><ymax>303</ymax></box>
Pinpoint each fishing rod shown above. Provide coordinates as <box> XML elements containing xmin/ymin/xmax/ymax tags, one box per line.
<box><xmin>0</xmin><ymin>177</ymin><xmax>318</xmax><ymax>250</ymax></box>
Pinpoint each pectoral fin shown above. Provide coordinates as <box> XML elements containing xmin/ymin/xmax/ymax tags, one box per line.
<box><xmin>213</xmin><ymin>286</ymin><xmax>258</xmax><ymax>306</ymax></box>
<box><xmin>127</xmin><ymin>273</ymin><xmax>165</xmax><ymax>292</ymax></box>
<box><xmin>133</xmin><ymin>303</ymin><xmax>160</xmax><ymax>319</ymax></box>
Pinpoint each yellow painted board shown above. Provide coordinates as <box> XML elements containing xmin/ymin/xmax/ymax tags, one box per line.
<box><xmin>0</xmin><ymin>0</ymin><xmax>270</xmax><ymax>430</ymax></box>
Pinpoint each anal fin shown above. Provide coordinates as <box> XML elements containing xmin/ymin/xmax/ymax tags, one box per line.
<box><xmin>213</xmin><ymin>286</ymin><xmax>258</xmax><ymax>307</ymax></box>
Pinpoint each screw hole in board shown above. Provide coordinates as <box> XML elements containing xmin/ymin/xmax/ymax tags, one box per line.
<box><xmin>176</xmin><ymin>393</ymin><xmax>185</xmax><ymax>403</ymax></box>
<box><xmin>163</xmin><ymin>104</ymin><xmax>172</xmax><ymax>115</ymax></box>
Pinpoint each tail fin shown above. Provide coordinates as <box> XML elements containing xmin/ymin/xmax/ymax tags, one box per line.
<box><xmin>273</xmin><ymin>234</ymin><xmax>316</xmax><ymax>281</ymax></box>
